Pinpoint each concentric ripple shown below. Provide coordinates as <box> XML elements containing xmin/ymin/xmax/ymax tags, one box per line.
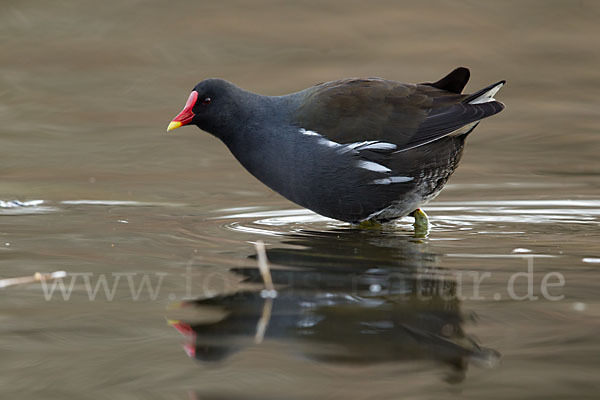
<box><xmin>212</xmin><ymin>199</ymin><xmax>600</xmax><ymax>237</ymax></box>
<box><xmin>214</xmin><ymin>208</ymin><xmax>346</xmax><ymax>236</ymax></box>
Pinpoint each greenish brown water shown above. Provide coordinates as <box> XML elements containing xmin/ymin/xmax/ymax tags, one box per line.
<box><xmin>1</xmin><ymin>0</ymin><xmax>599</xmax><ymax>398</ymax></box>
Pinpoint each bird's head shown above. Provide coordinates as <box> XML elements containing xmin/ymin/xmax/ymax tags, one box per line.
<box><xmin>167</xmin><ymin>79</ymin><xmax>244</xmax><ymax>138</ymax></box>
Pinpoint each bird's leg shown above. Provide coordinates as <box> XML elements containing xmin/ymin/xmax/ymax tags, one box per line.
<box><xmin>412</xmin><ymin>208</ymin><xmax>429</xmax><ymax>238</ymax></box>
<box><xmin>357</xmin><ymin>219</ymin><xmax>383</xmax><ymax>230</ymax></box>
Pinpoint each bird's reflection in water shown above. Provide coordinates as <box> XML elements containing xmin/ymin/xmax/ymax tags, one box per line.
<box><xmin>170</xmin><ymin>229</ymin><xmax>499</xmax><ymax>383</ymax></box>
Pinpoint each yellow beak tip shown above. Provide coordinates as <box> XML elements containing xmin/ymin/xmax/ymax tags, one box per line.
<box><xmin>167</xmin><ymin>121</ymin><xmax>182</xmax><ymax>132</ymax></box>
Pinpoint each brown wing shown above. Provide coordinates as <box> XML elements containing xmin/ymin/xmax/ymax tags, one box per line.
<box><xmin>292</xmin><ymin>72</ymin><xmax>503</xmax><ymax>152</ymax></box>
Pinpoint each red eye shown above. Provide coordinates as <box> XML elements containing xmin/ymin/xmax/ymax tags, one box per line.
<box><xmin>201</xmin><ymin>97</ymin><xmax>211</xmax><ymax>105</ymax></box>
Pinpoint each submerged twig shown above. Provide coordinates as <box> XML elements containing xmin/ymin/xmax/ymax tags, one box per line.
<box><xmin>255</xmin><ymin>297</ymin><xmax>273</xmax><ymax>344</ymax></box>
<box><xmin>254</xmin><ymin>241</ymin><xmax>277</xmax><ymax>343</ymax></box>
<box><xmin>254</xmin><ymin>241</ymin><xmax>275</xmax><ymax>293</ymax></box>
<box><xmin>0</xmin><ymin>271</ymin><xmax>67</xmax><ymax>289</ymax></box>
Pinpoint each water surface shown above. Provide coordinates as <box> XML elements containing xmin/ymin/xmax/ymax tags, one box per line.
<box><xmin>1</xmin><ymin>1</ymin><xmax>599</xmax><ymax>399</ymax></box>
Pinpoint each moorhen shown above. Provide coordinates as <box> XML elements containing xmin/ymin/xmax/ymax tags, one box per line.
<box><xmin>167</xmin><ymin>67</ymin><xmax>505</xmax><ymax>234</ymax></box>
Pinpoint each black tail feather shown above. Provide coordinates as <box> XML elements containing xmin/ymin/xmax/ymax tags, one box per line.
<box><xmin>424</xmin><ymin>67</ymin><xmax>470</xmax><ymax>94</ymax></box>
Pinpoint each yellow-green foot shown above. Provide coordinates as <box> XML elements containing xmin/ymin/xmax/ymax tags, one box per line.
<box><xmin>358</xmin><ymin>219</ymin><xmax>383</xmax><ymax>230</ymax></box>
<box><xmin>412</xmin><ymin>208</ymin><xmax>429</xmax><ymax>238</ymax></box>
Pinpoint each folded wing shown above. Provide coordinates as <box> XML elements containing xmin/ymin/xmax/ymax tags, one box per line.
<box><xmin>293</xmin><ymin>68</ymin><xmax>505</xmax><ymax>153</ymax></box>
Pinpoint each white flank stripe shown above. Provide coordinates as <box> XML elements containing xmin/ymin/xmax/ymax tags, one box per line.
<box><xmin>371</xmin><ymin>176</ymin><xmax>414</xmax><ymax>185</ymax></box>
<box><xmin>299</xmin><ymin>128</ymin><xmax>321</xmax><ymax>136</ymax></box>
<box><xmin>317</xmin><ymin>138</ymin><xmax>339</xmax><ymax>148</ymax></box>
<box><xmin>345</xmin><ymin>141</ymin><xmax>377</xmax><ymax>150</ymax></box>
<box><xmin>360</xmin><ymin>142</ymin><xmax>397</xmax><ymax>151</ymax></box>
<box><xmin>300</xmin><ymin>129</ymin><xmax>397</xmax><ymax>155</ymax></box>
<box><xmin>341</xmin><ymin>141</ymin><xmax>397</xmax><ymax>152</ymax></box>
<box><xmin>356</xmin><ymin>160</ymin><xmax>391</xmax><ymax>173</ymax></box>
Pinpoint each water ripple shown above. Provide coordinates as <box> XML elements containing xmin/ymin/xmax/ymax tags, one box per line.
<box><xmin>0</xmin><ymin>200</ymin><xmax>57</xmax><ymax>215</ymax></box>
<box><xmin>214</xmin><ymin>199</ymin><xmax>599</xmax><ymax>237</ymax></box>
<box><xmin>61</xmin><ymin>200</ymin><xmax>185</xmax><ymax>207</ymax></box>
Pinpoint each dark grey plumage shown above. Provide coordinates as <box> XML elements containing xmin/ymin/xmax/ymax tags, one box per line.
<box><xmin>170</xmin><ymin>67</ymin><xmax>505</xmax><ymax>223</ymax></box>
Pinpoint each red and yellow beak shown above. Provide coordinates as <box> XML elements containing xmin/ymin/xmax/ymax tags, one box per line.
<box><xmin>167</xmin><ymin>91</ymin><xmax>199</xmax><ymax>132</ymax></box>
